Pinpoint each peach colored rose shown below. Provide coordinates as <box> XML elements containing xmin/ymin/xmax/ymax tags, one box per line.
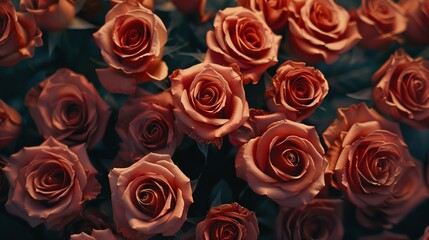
<box><xmin>229</xmin><ymin>109</ymin><xmax>286</xmax><ymax>147</ymax></box>
<box><xmin>170</xmin><ymin>0</ymin><xmax>210</xmax><ymax>22</ymax></box>
<box><xmin>372</xmin><ymin>49</ymin><xmax>429</xmax><ymax>129</ymax></box>
<box><xmin>235</xmin><ymin>120</ymin><xmax>327</xmax><ymax>207</ymax></box>
<box><xmin>0</xmin><ymin>0</ymin><xmax>42</xmax><ymax>66</ymax></box>
<box><xmin>93</xmin><ymin>0</ymin><xmax>168</xmax><ymax>94</ymax></box>
<box><xmin>170</xmin><ymin>63</ymin><xmax>249</xmax><ymax>147</ymax></box>
<box><xmin>116</xmin><ymin>89</ymin><xmax>183</xmax><ymax>158</ymax></box>
<box><xmin>288</xmin><ymin>0</ymin><xmax>361</xmax><ymax>64</ymax></box>
<box><xmin>322</xmin><ymin>103</ymin><xmax>402</xmax><ymax>187</ymax></box>
<box><xmin>265</xmin><ymin>61</ymin><xmax>329</xmax><ymax>121</ymax></box>
<box><xmin>70</xmin><ymin>229</ymin><xmax>117</xmax><ymax>240</ymax></box>
<box><xmin>195</xmin><ymin>203</ymin><xmax>259</xmax><ymax>240</ymax></box>
<box><xmin>111</xmin><ymin>0</ymin><xmax>153</xmax><ymax>10</ymax></box>
<box><xmin>400</xmin><ymin>0</ymin><xmax>429</xmax><ymax>44</ymax></box>
<box><xmin>205</xmin><ymin>7</ymin><xmax>282</xmax><ymax>84</ymax></box>
<box><xmin>276</xmin><ymin>199</ymin><xmax>343</xmax><ymax>240</ymax></box>
<box><xmin>359</xmin><ymin>232</ymin><xmax>410</xmax><ymax>240</ymax></box>
<box><xmin>350</xmin><ymin>0</ymin><xmax>407</xmax><ymax>49</ymax></box>
<box><xmin>25</xmin><ymin>68</ymin><xmax>111</xmax><ymax>149</ymax></box>
<box><xmin>20</xmin><ymin>0</ymin><xmax>75</xmax><ymax>31</ymax></box>
<box><xmin>0</xmin><ymin>100</ymin><xmax>21</xmax><ymax>148</ymax></box>
<box><xmin>109</xmin><ymin>153</ymin><xmax>193</xmax><ymax>239</ymax></box>
<box><xmin>3</xmin><ymin>137</ymin><xmax>100</xmax><ymax>229</ymax></box>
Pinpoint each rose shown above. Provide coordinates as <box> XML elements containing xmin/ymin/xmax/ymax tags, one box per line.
<box><xmin>170</xmin><ymin>63</ymin><xmax>249</xmax><ymax>147</ymax></box>
<box><xmin>350</xmin><ymin>0</ymin><xmax>407</xmax><ymax>49</ymax></box>
<box><xmin>111</xmin><ymin>0</ymin><xmax>153</xmax><ymax>10</ymax></box>
<box><xmin>287</xmin><ymin>0</ymin><xmax>361</xmax><ymax>64</ymax></box>
<box><xmin>3</xmin><ymin>137</ymin><xmax>100</xmax><ymax>229</ymax></box>
<box><xmin>70</xmin><ymin>229</ymin><xmax>117</xmax><ymax>240</ymax></box>
<box><xmin>195</xmin><ymin>203</ymin><xmax>259</xmax><ymax>240</ymax></box>
<box><xmin>372</xmin><ymin>49</ymin><xmax>429</xmax><ymax>129</ymax></box>
<box><xmin>400</xmin><ymin>0</ymin><xmax>429</xmax><ymax>44</ymax></box>
<box><xmin>170</xmin><ymin>0</ymin><xmax>210</xmax><ymax>22</ymax></box>
<box><xmin>93</xmin><ymin>0</ymin><xmax>168</xmax><ymax>94</ymax></box>
<box><xmin>62</xmin><ymin>209</ymin><xmax>113</xmax><ymax>239</ymax></box>
<box><xmin>276</xmin><ymin>199</ymin><xmax>343</xmax><ymax>240</ymax></box>
<box><xmin>265</xmin><ymin>61</ymin><xmax>329</xmax><ymax>121</ymax></box>
<box><xmin>109</xmin><ymin>153</ymin><xmax>193</xmax><ymax>239</ymax></box>
<box><xmin>235</xmin><ymin>120</ymin><xmax>327</xmax><ymax>207</ymax></box>
<box><xmin>20</xmin><ymin>0</ymin><xmax>75</xmax><ymax>31</ymax></box>
<box><xmin>205</xmin><ymin>7</ymin><xmax>282</xmax><ymax>84</ymax></box>
<box><xmin>25</xmin><ymin>68</ymin><xmax>111</xmax><ymax>148</ymax></box>
<box><xmin>0</xmin><ymin>0</ymin><xmax>43</xmax><ymax>66</ymax></box>
<box><xmin>0</xmin><ymin>100</ymin><xmax>21</xmax><ymax>148</ymax></box>
<box><xmin>229</xmin><ymin>109</ymin><xmax>286</xmax><ymax>147</ymax></box>
<box><xmin>116</xmin><ymin>89</ymin><xmax>183</xmax><ymax>158</ymax></box>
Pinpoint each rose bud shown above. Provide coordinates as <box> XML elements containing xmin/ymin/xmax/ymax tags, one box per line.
<box><xmin>110</xmin><ymin>0</ymin><xmax>153</xmax><ymax>10</ymax></box>
<box><xmin>204</xmin><ymin>7</ymin><xmax>282</xmax><ymax>84</ymax></box>
<box><xmin>372</xmin><ymin>49</ymin><xmax>429</xmax><ymax>129</ymax></box>
<box><xmin>195</xmin><ymin>203</ymin><xmax>259</xmax><ymax>240</ymax></box>
<box><xmin>170</xmin><ymin>63</ymin><xmax>249</xmax><ymax>148</ymax></box>
<box><xmin>3</xmin><ymin>137</ymin><xmax>101</xmax><ymax>229</ymax></box>
<box><xmin>93</xmin><ymin>0</ymin><xmax>168</xmax><ymax>94</ymax></box>
<box><xmin>25</xmin><ymin>68</ymin><xmax>111</xmax><ymax>149</ymax></box>
<box><xmin>287</xmin><ymin>0</ymin><xmax>361</xmax><ymax>64</ymax></box>
<box><xmin>235</xmin><ymin>120</ymin><xmax>328</xmax><ymax>207</ymax></box>
<box><xmin>276</xmin><ymin>199</ymin><xmax>343</xmax><ymax>240</ymax></box>
<box><xmin>70</xmin><ymin>229</ymin><xmax>117</xmax><ymax>240</ymax></box>
<box><xmin>116</xmin><ymin>89</ymin><xmax>183</xmax><ymax>159</ymax></box>
<box><xmin>359</xmin><ymin>231</ymin><xmax>410</xmax><ymax>240</ymax></box>
<box><xmin>0</xmin><ymin>0</ymin><xmax>43</xmax><ymax>66</ymax></box>
<box><xmin>0</xmin><ymin>100</ymin><xmax>21</xmax><ymax>148</ymax></box>
<box><xmin>20</xmin><ymin>0</ymin><xmax>75</xmax><ymax>31</ymax></box>
<box><xmin>350</xmin><ymin>0</ymin><xmax>407</xmax><ymax>49</ymax></box>
<box><xmin>265</xmin><ymin>61</ymin><xmax>329</xmax><ymax>121</ymax></box>
<box><xmin>400</xmin><ymin>0</ymin><xmax>429</xmax><ymax>45</ymax></box>
<box><xmin>170</xmin><ymin>0</ymin><xmax>210</xmax><ymax>22</ymax></box>
<box><xmin>109</xmin><ymin>153</ymin><xmax>193</xmax><ymax>239</ymax></box>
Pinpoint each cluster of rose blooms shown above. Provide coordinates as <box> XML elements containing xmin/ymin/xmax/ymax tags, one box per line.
<box><xmin>1</xmin><ymin>0</ymin><xmax>429</xmax><ymax>239</ymax></box>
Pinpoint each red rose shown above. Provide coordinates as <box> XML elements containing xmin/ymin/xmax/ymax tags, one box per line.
<box><xmin>0</xmin><ymin>99</ymin><xmax>21</xmax><ymax>148</ymax></box>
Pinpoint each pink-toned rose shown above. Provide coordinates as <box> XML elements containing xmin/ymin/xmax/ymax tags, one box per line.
<box><xmin>372</xmin><ymin>49</ymin><xmax>429</xmax><ymax>129</ymax></box>
<box><xmin>70</xmin><ymin>229</ymin><xmax>117</xmax><ymax>240</ymax></box>
<box><xmin>235</xmin><ymin>120</ymin><xmax>327</xmax><ymax>207</ymax></box>
<box><xmin>170</xmin><ymin>63</ymin><xmax>249</xmax><ymax>147</ymax></box>
<box><xmin>109</xmin><ymin>153</ymin><xmax>193</xmax><ymax>239</ymax></box>
<box><xmin>265</xmin><ymin>61</ymin><xmax>329</xmax><ymax>121</ymax></box>
<box><xmin>116</xmin><ymin>89</ymin><xmax>183</xmax><ymax>158</ymax></box>
<box><xmin>20</xmin><ymin>0</ymin><xmax>75</xmax><ymax>31</ymax></box>
<box><xmin>229</xmin><ymin>109</ymin><xmax>286</xmax><ymax>147</ymax></box>
<box><xmin>276</xmin><ymin>199</ymin><xmax>343</xmax><ymax>240</ymax></box>
<box><xmin>0</xmin><ymin>0</ymin><xmax>43</xmax><ymax>66</ymax></box>
<box><xmin>0</xmin><ymin>100</ymin><xmax>21</xmax><ymax>148</ymax></box>
<box><xmin>93</xmin><ymin>0</ymin><xmax>168</xmax><ymax>94</ymax></box>
<box><xmin>25</xmin><ymin>68</ymin><xmax>111</xmax><ymax>149</ymax></box>
<box><xmin>111</xmin><ymin>0</ymin><xmax>153</xmax><ymax>10</ymax></box>
<box><xmin>205</xmin><ymin>7</ymin><xmax>281</xmax><ymax>84</ymax></box>
<box><xmin>3</xmin><ymin>137</ymin><xmax>100</xmax><ymax>229</ymax></box>
<box><xmin>400</xmin><ymin>0</ymin><xmax>429</xmax><ymax>44</ymax></box>
<box><xmin>350</xmin><ymin>0</ymin><xmax>407</xmax><ymax>49</ymax></box>
<box><xmin>288</xmin><ymin>0</ymin><xmax>362</xmax><ymax>64</ymax></box>
<box><xmin>359</xmin><ymin>232</ymin><xmax>410</xmax><ymax>240</ymax></box>
<box><xmin>195</xmin><ymin>203</ymin><xmax>259</xmax><ymax>240</ymax></box>
<box><xmin>170</xmin><ymin>0</ymin><xmax>210</xmax><ymax>22</ymax></box>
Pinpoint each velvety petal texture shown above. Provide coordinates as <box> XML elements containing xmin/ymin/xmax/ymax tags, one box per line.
<box><xmin>400</xmin><ymin>0</ymin><xmax>429</xmax><ymax>44</ymax></box>
<box><xmin>235</xmin><ymin>120</ymin><xmax>327</xmax><ymax>207</ymax></box>
<box><xmin>3</xmin><ymin>137</ymin><xmax>100</xmax><ymax>229</ymax></box>
<box><xmin>109</xmin><ymin>153</ymin><xmax>193</xmax><ymax>240</ymax></box>
<box><xmin>0</xmin><ymin>99</ymin><xmax>21</xmax><ymax>148</ymax></box>
<box><xmin>25</xmin><ymin>68</ymin><xmax>111</xmax><ymax>149</ymax></box>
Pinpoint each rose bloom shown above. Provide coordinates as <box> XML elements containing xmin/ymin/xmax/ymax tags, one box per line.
<box><xmin>20</xmin><ymin>0</ymin><xmax>75</xmax><ymax>31</ymax></box>
<box><xmin>109</xmin><ymin>153</ymin><xmax>193</xmax><ymax>239</ymax></box>
<box><xmin>400</xmin><ymin>0</ymin><xmax>429</xmax><ymax>44</ymax></box>
<box><xmin>3</xmin><ymin>137</ymin><xmax>100</xmax><ymax>229</ymax></box>
<box><xmin>93</xmin><ymin>0</ymin><xmax>168</xmax><ymax>94</ymax></box>
<box><xmin>205</xmin><ymin>7</ymin><xmax>281</xmax><ymax>84</ymax></box>
<box><xmin>372</xmin><ymin>49</ymin><xmax>429</xmax><ymax>129</ymax></box>
<box><xmin>0</xmin><ymin>100</ymin><xmax>21</xmax><ymax>148</ymax></box>
<box><xmin>276</xmin><ymin>199</ymin><xmax>343</xmax><ymax>240</ymax></box>
<box><xmin>229</xmin><ymin>109</ymin><xmax>286</xmax><ymax>147</ymax></box>
<box><xmin>70</xmin><ymin>229</ymin><xmax>117</xmax><ymax>240</ymax></box>
<box><xmin>350</xmin><ymin>0</ymin><xmax>407</xmax><ymax>49</ymax></box>
<box><xmin>236</xmin><ymin>120</ymin><xmax>327</xmax><ymax>207</ymax></box>
<box><xmin>265</xmin><ymin>61</ymin><xmax>329</xmax><ymax>121</ymax></box>
<box><xmin>111</xmin><ymin>0</ymin><xmax>153</xmax><ymax>10</ymax></box>
<box><xmin>0</xmin><ymin>0</ymin><xmax>42</xmax><ymax>66</ymax></box>
<box><xmin>170</xmin><ymin>63</ymin><xmax>249</xmax><ymax>147</ymax></box>
<box><xmin>170</xmin><ymin>0</ymin><xmax>210</xmax><ymax>22</ymax></box>
<box><xmin>25</xmin><ymin>68</ymin><xmax>111</xmax><ymax>148</ymax></box>
<box><xmin>195</xmin><ymin>203</ymin><xmax>259</xmax><ymax>240</ymax></box>
<box><xmin>288</xmin><ymin>0</ymin><xmax>361</xmax><ymax>64</ymax></box>
<box><xmin>116</xmin><ymin>89</ymin><xmax>183</xmax><ymax>158</ymax></box>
